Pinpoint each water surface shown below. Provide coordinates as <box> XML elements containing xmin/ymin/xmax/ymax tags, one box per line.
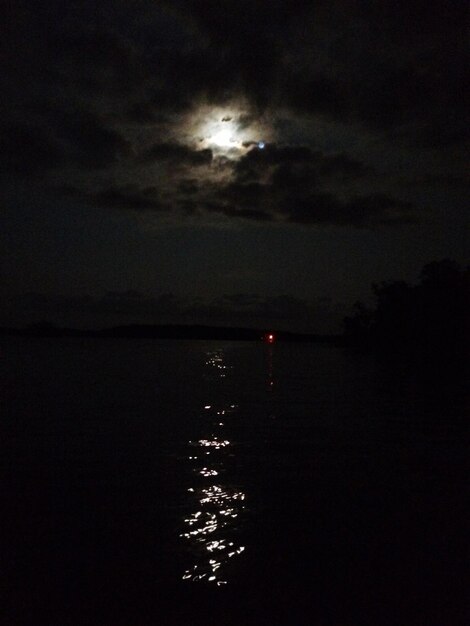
<box><xmin>1</xmin><ymin>339</ymin><xmax>467</xmax><ymax>625</ymax></box>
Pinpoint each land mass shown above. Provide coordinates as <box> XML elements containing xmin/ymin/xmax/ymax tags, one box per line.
<box><xmin>0</xmin><ymin>323</ymin><xmax>343</xmax><ymax>344</ymax></box>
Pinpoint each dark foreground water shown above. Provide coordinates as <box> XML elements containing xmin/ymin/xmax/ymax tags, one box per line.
<box><xmin>1</xmin><ymin>339</ymin><xmax>467</xmax><ymax>625</ymax></box>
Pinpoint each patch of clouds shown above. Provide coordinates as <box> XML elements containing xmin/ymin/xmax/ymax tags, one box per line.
<box><xmin>0</xmin><ymin>0</ymin><xmax>465</xmax><ymax>231</ymax></box>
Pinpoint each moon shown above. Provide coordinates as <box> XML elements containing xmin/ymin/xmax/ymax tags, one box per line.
<box><xmin>188</xmin><ymin>104</ymin><xmax>273</xmax><ymax>156</ymax></box>
<box><xmin>210</xmin><ymin>127</ymin><xmax>235</xmax><ymax>148</ymax></box>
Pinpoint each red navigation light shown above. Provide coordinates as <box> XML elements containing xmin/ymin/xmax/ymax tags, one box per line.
<box><xmin>264</xmin><ymin>332</ymin><xmax>276</xmax><ymax>344</ymax></box>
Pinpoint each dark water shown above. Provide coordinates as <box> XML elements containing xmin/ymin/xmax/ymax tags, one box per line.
<box><xmin>1</xmin><ymin>339</ymin><xmax>467</xmax><ymax>625</ymax></box>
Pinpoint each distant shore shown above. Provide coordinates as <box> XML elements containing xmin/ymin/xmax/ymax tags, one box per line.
<box><xmin>0</xmin><ymin>324</ymin><xmax>344</xmax><ymax>344</ymax></box>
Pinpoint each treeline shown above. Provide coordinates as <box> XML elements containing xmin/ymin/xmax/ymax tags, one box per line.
<box><xmin>344</xmin><ymin>259</ymin><xmax>469</xmax><ymax>364</ymax></box>
<box><xmin>0</xmin><ymin>322</ymin><xmax>341</xmax><ymax>344</ymax></box>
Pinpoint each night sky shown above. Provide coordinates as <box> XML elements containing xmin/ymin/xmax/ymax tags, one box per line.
<box><xmin>1</xmin><ymin>1</ymin><xmax>468</xmax><ymax>332</ymax></box>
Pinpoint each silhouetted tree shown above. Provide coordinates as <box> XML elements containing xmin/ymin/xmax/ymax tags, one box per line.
<box><xmin>343</xmin><ymin>301</ymin><xmax>375</xmax><ymax>348</ymax></box>
<box><xmin>344</xmin><ymin>260</ymin><xmax>469</xmax><ymax>365</ymax></box>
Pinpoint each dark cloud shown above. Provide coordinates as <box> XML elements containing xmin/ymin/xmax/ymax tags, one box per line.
<box><xmin>177</xmin><ymin>179</ymin><xmax>200</xmax><ymax>195</ymax></box>
<box><xmin>218</xmin><ymin>182</ymin><xmax>269</xmax><ymax>208</ymax></box>
<box><xmin>167</xmin><ymin>0</ymin><xmax>467</xmax><ymax>143</ymax></box>
<box><xmin>220</xmin><ymin>293</ymin><xmax>262</xmax><ymax>307</ymax></box>
<box><xmin>199</xmin><ymin>188</ymin><xmax>415</xmax><ymax>228</ymax></box>
<box><xmin>3</xmin><ymin>0</ymin><xmax>466</xmax><ymax>133</ymax></box>
<box><xmin>64</xmin><ymin>185</ymin><xmax>164</xmax><ymax>212</ymax></box>
<box><xmin>235</xmin><ymin>145</ymin><xmax>371</xmax><ymax>181</ymax></box>
<box><xmin>140</xmin><ymin>143</ymin><xmax>213</xmax><ymax>166</ymax></box>
<box><xmin>282</xmin><ymin>193</ymin><xmax>415</xmax><ymax>227</ymax></box>
<box><xmin>49</xmin><ymin>136</ymin><xmax>413</xmax><ymax>227</ymax></box>
<box><xmin>185</xmin><ymin>293</ymin><xmax>316</xmax><ymax>324</ymax></box>
<box><xmin>239</xmin><ymin>144</ymin><xmax>314</xmax><ymax>166</ymax></box>
<box><xmin>194</xmin><ymin>145</ymin><xmax>412</xmax><ymax>227</ymax></box>
<box><xmin>317</xmin><ymin>154</ymin><xmax>370</xmax><ymax>179</ymax></box>
<box><xmin>124</xmin><ymin>102</ymin><xmax>169</xmax><ymax>125</ymax></box>
<box><xmin>55</xmin><ymin>109</ymin><xmax>132</xmax><ymax>169</ymax></box>
<box><xmin>277</xmin><ymin>2</ymin><xmax>467</xmax><ymax>134</ymax></box>
<box><xmin>0</xmin><ymin>109</ymin><xmax>131</xmax><ymax>178</ymax></box>
<box><xmin>217</xmin><ymin>206</ymin><xmax>273</xmax><ymax>222</ymax></box>
<box><xmin>2</xmin><ymin>2</ymin><xmax>465</xmax><ymax>191</ymax></box>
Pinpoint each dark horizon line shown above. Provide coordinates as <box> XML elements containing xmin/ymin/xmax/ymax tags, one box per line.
<box><xmin>0</xmin><ymin>323</ymin><xmax>343</xmax><ymax>344</ymax></box>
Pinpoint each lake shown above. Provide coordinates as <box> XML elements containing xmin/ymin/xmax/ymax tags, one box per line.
<box><xmin>1</xmin><ymin>338</ymin><xmax>467</xmax><ymax>625</ymax></box>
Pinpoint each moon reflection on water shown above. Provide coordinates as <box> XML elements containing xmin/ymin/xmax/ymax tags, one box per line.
<box><xmin>180</xmin><ymin>349</ymin><xmax>246</xmax><ymax>585</ymax></box>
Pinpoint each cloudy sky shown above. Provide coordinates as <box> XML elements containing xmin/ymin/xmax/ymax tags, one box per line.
<box><xmin>1</xmin><ymin>0</ymin><xmax>467</xmax><ymax>331</ymax></box>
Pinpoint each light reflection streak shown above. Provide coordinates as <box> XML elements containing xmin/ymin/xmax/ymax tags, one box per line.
<box><xmin>266</xmin><ymin>344</ymin><xmax>274</xmax><ymax>390</ymax></box>
<box><xmin>204</xmin><ymin>350</ymin><xmax>234</xmax><ymax>381</ymax></box>
<box><xmin>199</xmin><ymin>468</ymin><xmax>218</xmax><ymax>477</ymax></box>
<box><xmin>197</xmin><ymin>438</ymin><xmax>230</xmax><ymax>449</ymax></box>
<box><xmin>180</xmin><ymin>349</ymin><xmax>246</xmax><ymax>585</ymax></box>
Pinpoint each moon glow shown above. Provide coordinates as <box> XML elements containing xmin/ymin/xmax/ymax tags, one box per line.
<box><xmin>210</xmin><ymin>126</ymin><xmax>236</xmax><ymax>148</ymax></box>
<box><xmin>187</xmin><ymin>104</ymin><xmax>273</xmax><ymax>157</ymax></box>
